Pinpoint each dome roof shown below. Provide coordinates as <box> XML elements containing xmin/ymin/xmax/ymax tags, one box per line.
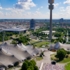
<box><xmin>54</xmin><ymin>42</ymin><xmax>62</xmax><ymax>49</ymax></box>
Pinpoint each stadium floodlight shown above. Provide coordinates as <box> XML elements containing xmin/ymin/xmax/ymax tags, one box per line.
<box><xmin>48</xmin><ymin>0</ymin><xmax>54</xmax><ymax>42</ymax></box>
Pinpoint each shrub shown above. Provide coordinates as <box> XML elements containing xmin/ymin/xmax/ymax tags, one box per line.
<box><xmin>56</xmin><ymin>49</ymin><xmax>67</xmax><ymax>60</ymax></box>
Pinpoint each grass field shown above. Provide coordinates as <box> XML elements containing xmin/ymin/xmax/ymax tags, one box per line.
<box><xmin>65</xmin><ymin>63</ymin><xmax>70</xmax><ymax>70</ymax></box>
<box><xmin>30</xmin><ymin>39</ymin><xmax>38</xmax><ymax>44</ymax></box>
<box><xmin>50</xmin><ymin>54</ymin><xmax>57</xmax><ymax>60</ymax></box>
<box><xmin>36</xmin><ymin>56</ymin><xmax>43</xmax><ymax>61</ymax></box>
<box><xmin>34</xmin><ymin>41</ymin><xmax>49</xmax><ymax>47</ymax></box>
<box><xmin>59</xmin><ymin>58</ymin><xmax>70</xmax><ymax>63</ymax></box>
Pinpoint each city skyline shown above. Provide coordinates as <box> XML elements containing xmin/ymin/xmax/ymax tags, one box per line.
<box><xmin>0</xmin><ymin>0</ymin><xmax>70</xmax><ymax>19</ymax></box>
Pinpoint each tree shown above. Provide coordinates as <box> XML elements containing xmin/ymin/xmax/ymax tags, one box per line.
<box><xmin>11</xmin><ymin>40</ymin><xmax>17</xmax><ymax>45</ymax></box>
<box><xmin>56</xmin><ymin>49</ymin><xmax>67</xmax><ymax>60</ymax></box>
<box><xmin>14</xmin><ymin>62</ymin><xmax>19</xmax><ymax>66</ymax></box>
<box><xmin>54</xmin><ymin>32</ymin><xmax>61</xmax><ymax>37</ymax></box>
<box><xmin>29</xmin><ymin>60</ymin><xmax>36</xmax><ymax>67</ymax></box>
<box><xmin>40</xmin><ymin>52</ymin><xmax>44</xmax><ymax>57</ymax></box>
<box><xmin>34</xmin><ymin>66</ymin><xmax>38</xmax><ymax>70</ymax></box>
<box><xmin>21</xmin><ymin>62</ymin><xmax>28</xmax><ymax>70</ymax></box>
<box><xmin>14</xmin><ymin>36</ymin><xmax>30</xmax><ymax>44</ymax></box>
<box><xmin>27</xmin><ymin>68</ymin><xmax>31</xmax><ymax>70</ymax></box>
<box><xmin>21</xmin><ymin>60</ymin><xmax>39</xmax><ymax>70</ymax></box>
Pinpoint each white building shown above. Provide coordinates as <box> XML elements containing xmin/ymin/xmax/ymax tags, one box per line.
<box><xmin>42</xmin><ymin>30</ymin><xmax>55</xmax><ymax>35</ymax></box>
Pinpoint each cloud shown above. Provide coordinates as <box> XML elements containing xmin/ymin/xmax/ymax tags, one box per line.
<box><xmin>65</xmin><ymin>6</ymin><xmax>70</xmax><ymax>14</ymax></box>
<box><xmin>37</xmin><ymin>8</ymin><xmax>40</xmax><ymax>11</ymax></box>
<box><xmin>53</xmin><ymin>3</ymin><xmax>59</xmax><ymax>8</ymax></box>
<box><xmin>15</xmin><ymin>0</ymin><xmax>36</xmax><ymax>10</ymax></box>
<box><xmin>40</xmin><ymin>6</ymin><xmax>43</xmax><ymax>8</ymax></box>
<box><xmin>37</xmin><ymin>6</ymin><xmax>43</xmax><ymax>11</ymax></box>
<box><xmin>64</xmin><ymin>0</ymin><xmax>70</xmax><ymax>4</ymax></box>
<box><xmin>0</xmin><ymin>7</ymin><xmax>3</xmax><ymax>10</ymax></box>
<box><xmin>5</xmin><ymin>8</ymin><xmax>12</xmax><ymax>11</ymax></box>
<box><xmin>1</xmin><ymin>0</ymin><xmax>70</xmax><ymax>19</ymax></box>
<box><xmin>59</xmin><ymin>7</ymin><xmax>65</xmax><ymax>12</ymax></box>
<box><xmin>0</xmin><ymin>6</ymin><xmax>3</xmax><ymax>10</ymax></box>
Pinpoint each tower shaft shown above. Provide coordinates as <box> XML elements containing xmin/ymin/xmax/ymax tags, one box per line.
<box><xmin>49</xmin><ymin>9</ymin><xmax>52</xmax><ymax>41</ymax></box>
<box><xmin>48</xmin><ymin>4</ymin><xmax>54</xmax><ymax>42</ymax></box>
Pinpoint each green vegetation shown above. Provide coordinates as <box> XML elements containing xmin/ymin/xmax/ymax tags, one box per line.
<box><xmin>21</xmin><ymin>60</ymin><xmax>38</xmax><ymax>70</ymax></box>
<box><xmin>54</xmin><ymin>32</ymin><xmax>62</xmax><ymax>37</ymax></box>
<box><xmin>36</xmin><ymin>56</ymin><xmax>43</xmax><ymax>61</ymax></box>
<box><xmin>0</xmin><ymin>32</ymin><xmax>18</xmax><ymax>42</ymax></box>
<box><xmin>56</xmin><ymin>49</ymin><xmax>67</xmax><ymax>61</ymax></box>
<box><xmin>55</xmin><ymin>27</ymin><xmax>67</xmax><ymax>32</ymax></box>
<box><xmin>52</xmin><ymin>37</ymin><xmax>66</xmax><ymax>43</ymax></box>
<box><xmin>59</xmin><ymin>58</ymin><xmax>70</xmax><ymax>63</ymax></box>
<box><xmin>51</xmin><ymin>54</ymin><xmax>57</xmax><ymax>60</ymax></box>
<box><xmin>52</xmin><ymin>27</ymin><xmax>70</xmax><ymax>43</ymax></box>
<box><xmin>11</xmin><ymin>40</ymin><xmax>18</xmax><ymax>45</ymax></box>
<box><xmin>35</xmin><ymin>27</ymin><xmax>48</xmax><ymax>32</ymax></box>
<box><xmin>32</xmin><ymin>32</ymin><xmax>47</xmax><ymax>37</ymax></box>
<box><xmin>65</xmin><ymin>63</ymin><xmax>70</xmax><ymax>70</ymax></box>
<box><xmin>31</xmin><ymin>27</ymin><xmax>48</xmax><ymax>40</ymax></box>
<box><xmin>51</xmin><ymin>53</ymin><xmax>70</xmax><ymax>64</ymax></box>
<box><xmin>33</xmin><ymin>41</ymin><xmax>49</xmax><ymax>47</ymax></box>
<box><xmin>12</xmin><ymin>36</ymin><xmax>30</xmax><ymax>45</ymax></box>
<box><xmin>30</xmin><ymin>40</ymin><xmax>38</xmax><ymax>44</ymax></box>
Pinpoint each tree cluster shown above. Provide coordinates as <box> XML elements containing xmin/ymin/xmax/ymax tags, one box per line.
<box><xmin>32</xmin><ymin>32</ymin><xmax>47</xmax><ymax>38</ymax></box>
<box><xmin>52</xmin><ymin>37</ymin><xmax>66</xmax><ymax>43</ymax></box>
<box><xmin>13</xmin><ymin>36</ymin><xmax>30</xmax><ymax>44</ymax></box>
<box><xmin>21</xmin><ymin>60</ymin><xmax>38</xmax><ymax>70</ymax></box>
<box><xmin>56</xmin><ymin>49</ymin><xmax>67</xmax><ymax>60</ymax></box>
<box><xmin>35</xmin><ymin>27</ymin><xmax>48</xmax><ymax>33</ymax></box>
<box><xmin>0</xmin><ymin>32</ymin><xmax>18</xmax><ymax>42</ymax></box>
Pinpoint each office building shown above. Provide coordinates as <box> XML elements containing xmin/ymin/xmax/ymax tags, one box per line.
<box><xmin>30</xmin><ymin>19</ymin><xmax>35</xmax><ymax>30</ymax></box>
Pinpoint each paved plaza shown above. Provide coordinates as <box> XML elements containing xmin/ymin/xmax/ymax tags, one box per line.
<box><xmin>42</xmin><ymin>63</ymin><xmax>64</xmax><ymax>70</ymax></box>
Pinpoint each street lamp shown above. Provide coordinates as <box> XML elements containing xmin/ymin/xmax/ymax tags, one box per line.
<box><xmin>48</xmin><ymin>0</ymin><xmax>54</xmax><ymax>42</ymax></box>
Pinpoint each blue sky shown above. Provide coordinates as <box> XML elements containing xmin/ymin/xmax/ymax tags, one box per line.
<box><xmin>0</xmin><ymin>0</ymin><xmax>70</xmax><ymax>19</ymax></box>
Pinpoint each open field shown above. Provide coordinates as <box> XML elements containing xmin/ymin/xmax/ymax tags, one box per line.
<box><xmin>59</xmin><ymin>58</ymin><xmax>70</xmax><ymax>63</ymax></box>
<box><xmin>50</xmin><ymin>54</ymin><xmax>57</xmax><ymax>60</ymax></box>
<box><xmin>30</xmin><ymin>39</ymin><xmax>39</xmax><ymax>44</ymax></box>
<box><xmin>33</xmin><ymin>41</ymin><xmax>49</xmax><ymax>47</ymax></box>
<box><xmin>65</xmin><ymin>63</ymin><xmax>70</xmax><ymax>70</ymax></box>
<box><xmin>35</xmin><ymin>56</ymin><xmax>43</xmax><ymax>61</ymax></box>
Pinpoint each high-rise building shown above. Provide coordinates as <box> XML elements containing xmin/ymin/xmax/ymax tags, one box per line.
<box><xmin>30</xmin><ymin>19</ymin><xmax>35</xmax><ymax>30</ymax></box>
<box><xmin>59</xmin><ymin>18</ymin><xmax>64</xmax><ymax>27</ymax></box>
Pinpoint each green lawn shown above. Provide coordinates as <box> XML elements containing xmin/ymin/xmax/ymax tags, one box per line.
<box><xmin>34</xmin><ymin>41</ymin><xmax>49</xmax><ymax>47</ymax></box>
<box><xmin>30</xmin><ymin>40</ymin><xmax>38</xmax><ymax>44</ymax></box>
<box><xmin>50</xmin><ymin>54</ymin><xmax>57</xmax><ymax>60</ymax></box>
<box><xmin>50</xmin><ymin>54</ymin><xmax>70</xmax><ymax>64</ymax></box>
<box><xmin>36</xmin><ymin>56</ymin><xmax>43</xmax><ymax>61</ymax></box>
<box><xmin>59</xmin><ymin>58</ymin><xmax>70</xmax><ymax>63</ymax></box>
<box><xmin>65</xmin><ymin>63</ymin><xmax>70</xmax><ymax>70</ymax></box>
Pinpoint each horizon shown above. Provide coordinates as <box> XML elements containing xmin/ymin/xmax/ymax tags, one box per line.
<box><xmin>0</xmin><ymin>18</ymin><xmax>70</xmax><ymax>20</ymax></box>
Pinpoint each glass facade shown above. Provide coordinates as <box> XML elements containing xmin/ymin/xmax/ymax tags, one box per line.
<box><xmin>30</xmin><ymin>19</ymin><xmax>35</xmax><ymax>30</ymax></box>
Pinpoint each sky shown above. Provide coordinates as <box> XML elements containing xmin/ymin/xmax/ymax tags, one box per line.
<box><xmin>0</xmin><ymin>0</ymin><xmax>70</xmax><ymax>19</ymax></box>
